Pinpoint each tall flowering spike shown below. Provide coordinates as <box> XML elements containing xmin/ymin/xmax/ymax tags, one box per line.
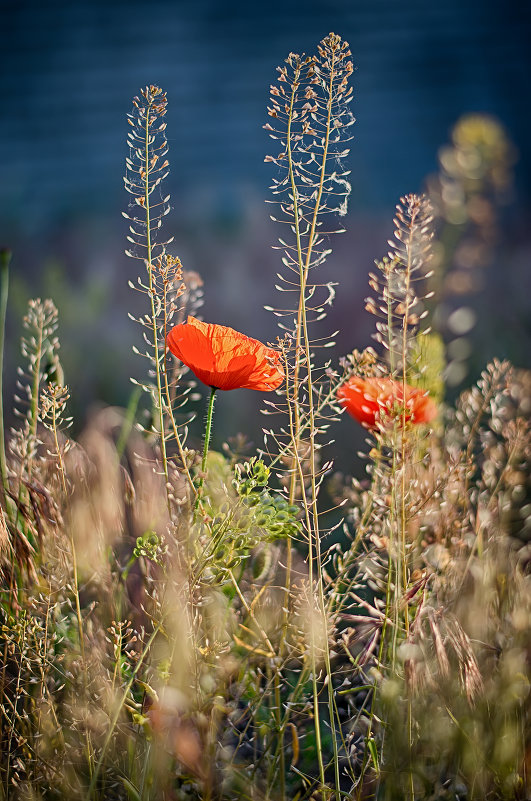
<box><xmin>265</xmin><ymin>33</ymin><xmax>355</xmax><ymax>332</ymax></box>
<box><xmin>262</xmin><ymin>33</ymin><xmax>356</xmax><ymax>496</ymax></box>
<box><xmin>123</xmin><ymin>86</ymin><xmax>192</xmax><ymax>481</ymax></box>
<box><xmin>337</xmin><ymin>376</ymin><xmax>437</xmax><ymax>429</ymax></box>
<box><xmin>16</xmin><ymin>299</ymin><xmax>60</xmax><ymax>423</ymax></box>
<box><xmin>123</xmin><ymin>86</ymin><xmax>173</xmax><ymax>263</ymax></box>
<box><xmin>365</xmin><ymin>193</ymin><xmax>435</xmax><ymax>374</ymax></box>
<box><xmin>167</xmin><ymin>317</ymin><xmax>284</xmax><ymax>392</ymax></box>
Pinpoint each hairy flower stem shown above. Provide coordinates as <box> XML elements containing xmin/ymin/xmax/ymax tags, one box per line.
<box><xmin>0</xmin><ymin>250</ymin><xmax>10</xmax><ymax>499</ymax></box>
<box><xmin>195</xmin><ymin>386</ymin><xmax>217</xmax><ymax>510</ymax></box>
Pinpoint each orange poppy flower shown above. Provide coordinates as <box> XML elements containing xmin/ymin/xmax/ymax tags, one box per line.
<box><xmin>166</xmin><ymin>316</ymin><xmax>284</xmax><ymax>392</ymax></box>
<box><xmin>337</xmin><ymin>376</ymin><xmax>437</xmax><ymax>429</ymax></box>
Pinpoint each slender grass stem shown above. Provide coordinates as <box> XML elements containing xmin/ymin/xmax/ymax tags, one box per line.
<box><xmin>281</xmin><ymin>42</ymin><xmax>342</xmax><ymax>800</ymax></box>
<box><xmin>229</xmin><ymin>570</ymin><xmax>275</xmax><ymax>656</ymax></box>
<box><xmin>4</xmin><ymin>617</ymin><xmax>26</xmax><ymax>795</ymax></box>
<box><xmin>142</xmin><ymin>98</ymin><xmax>171</xmax><ymax>513</ymax></box>
<box><xmin>299</xmin><ymin>51</ymin><xmax>342</xmax><ymax>801</ymax></box>
<box><xmin>285</xmin><ymin>61</ymin><xmax>305</xmax><ymax>510</ymax></box>
<box><xmin>49</xmin><ymin>394</ymin><xmax>94</xmax><ymax>779</ymax></box>
<box><xmin>400</xmin><ymin>208</ymin><xmax>416</xmax><ymax>800</ymax></box>
<box><xmin>161</xmin><ymin>299</ymin><xmax>199</xmax><ymax>507</ymax></box>
<box><xmin>116</xmin><ymin>385</ymin><xmax>141</xmax><ymax>459</ymax></box>
<box><xmin>25</xmin><ymin>314</ymin><xmax>44</xmax><ymax>487</ymax></box>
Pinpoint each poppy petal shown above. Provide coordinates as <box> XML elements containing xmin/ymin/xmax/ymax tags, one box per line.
<box><xmin>338</xmin><ymin>376</ymin><xmax>436</xmax><ymax>429</ymax></box>
<box><xmin>166</xmin><ymin>316</ymin><xmax>284</xmax><ymax>392</ymax></box>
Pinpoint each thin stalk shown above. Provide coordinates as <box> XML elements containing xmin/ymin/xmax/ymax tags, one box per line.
<box><xmin>273</xmin><ymin>676</ymin><xmax>285</xmax><ymax>801</ymax></box>
<box><xmin>285</xmin><ymin>61</ymin><xmax>305</xmax><ymax>509</ymax></box>
<box><xmin>10</xmin><ymin>297</ymin><xmax>46</xmax><ymax>607</ymax></box>
<box><xmin>161</xmin><ymin>287</ymin><xmax>199</xmax><ymax>506</ymax></box>
<box><xmin>390</xmin><ymin>423</ymin><xmax>401</xmax><ymax>670</ymax></box>
<box><xmin>116</xmin><ymin>385</ymin><xmax>141</xmax><ymax>459</ymax></box>
<box><xmin>299</xmin><ymin>53</ymin><xmax>342</xmax><ymax>801</ymax></box>
<box><xmin>195</xmin><ymin>386</ymin><xmax>217</xmax><ymax>509</ymax></box>
<box><xmin>274</xmin><ymin>348</ymin><xmax>296</xmax><ymax>800</ymax></box>
<box><xmin>0</xmin><ymin>250</ymin><xmax>10</xmax><ymax>499</ymax></box>
<box><xmin>229</xmin><ymin>570</ymin><xmax>275</xmax><ymax>656</ymax></box>
<box><xmin>284</xmin><ymin>47</ymin><xmax>341</xmax><ymax>800</ymax></box>
<box><xmin>142</xmin><ymin>99</ymin><xmax>170</xmax><ymax>507</ymax></box>
<box><xmin>24</xmin><ymin>311</ymin><xmax>44</xmax><ymax>485</ymax></box>
<box><xmin>4</xmin><ymin>616</ymin><xmax>26</xmax><ymax>795</ymax></box>
<box><xmin>87</xmin><ymin>624</ymin><xmax>161</xmax><ymax>799</ymax></box>
<box><xmin>400</xmin><ymin>213</ymin><xmax>416</xmax><ymax>640</ymax></box>
<box><xmin>293</xmin><ymin>447</ymin><xmax>326</xmax><ymax>791</ymax></box>
<box><xmin>267</xmin><ymin>372</ymin><xmax>349</xmax><ymax>474</ymax></box>
<box><xmin>400</xmin><ymin>219</ymin><xmax>416</xmax><ymax>801</ymax></box>
<box><xmin>51</xmin><ymin>401</ymin><xmax>67</xmax><ymax>497</ymax></box>
<box><xmin>50</xmin><ymin>395</ymin><xmax>93</xmax><ymax>778</ymax></box>
<box><xmin>282</xmin><ymin>84</ymin><xmax>306</xmax><ymax>789</ymax></box>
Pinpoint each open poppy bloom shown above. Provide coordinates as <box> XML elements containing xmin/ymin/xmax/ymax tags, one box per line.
<box><xmin>166</xmin><ymin>316</ymin><xmax>284</xmax><ymax>392</ymax></box>
<box><xmin>337</xmin><ymin>376</ymin><xmax>437</xmax><ymax>429</ymax></box>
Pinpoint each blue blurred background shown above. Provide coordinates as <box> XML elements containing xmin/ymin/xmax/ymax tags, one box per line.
<box><xmin>1</xmin><ymin>0</ymin><xmax>530</xmax><ymax>459</ymax></box>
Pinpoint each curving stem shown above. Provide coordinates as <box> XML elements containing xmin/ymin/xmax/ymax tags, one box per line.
<box><xmin>195</xmin><ymin>386</ymin><xmax>217</xmax><ymax>510</ymax></box>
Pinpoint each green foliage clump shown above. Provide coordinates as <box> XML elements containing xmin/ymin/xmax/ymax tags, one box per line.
<box><xmin>234</xmin><ymin>458</ymin><xmax>301</xmax><ymax>540</ymax></box>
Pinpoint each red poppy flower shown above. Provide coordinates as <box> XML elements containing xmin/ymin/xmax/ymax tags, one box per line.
<box><xmin>337</xmin><ymin>376</ymin><xmax>437</xmax><ymax>429</ymax></box>
<box><xmin>166</xmin><ymin>316</ymin><xmax>284</xmax><ymax>392</ymax></box>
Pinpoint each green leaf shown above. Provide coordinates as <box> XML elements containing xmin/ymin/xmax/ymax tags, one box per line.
<box><xmin>367</xmin><ymin>736</ymin><xmax>380</xmax><ymax>775</ymax></box>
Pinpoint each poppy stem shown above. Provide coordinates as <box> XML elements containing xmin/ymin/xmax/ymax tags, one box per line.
<box><xmin>196</xmin><ymin>386</ymin><xmax>217</xmax><ymax>509</ymax></box>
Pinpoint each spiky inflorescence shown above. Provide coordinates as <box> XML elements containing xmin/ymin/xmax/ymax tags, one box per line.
<box><xmin>265</xmin><ymin>33</ymin><xmax>354</xmax><ymax>332</ymax></box>
<box><xmin>16</xmin><ymin>299</ymin><xmax>60</xmax><ymax>421</ymax></box>
<box><xmin>124</xmin><ymin>86</ymin><xmax>180</xmax><ymax>396</ymax></box>
<box><xmin>11</xmin><ymin>299</ymin><xmax>61</xmax><ymax>477</ymax></box>
<box><xmin>39</xmin><ymin>383</ymin><xmax>73</xmax><ymax>495</ymax></box>
<box><xmin>123</xmin><ymin>87</ymin><xmax>195</xmax><ymax>480</ymax></box>
<box><xmin>365</xmin><ymin>194</ymin><xmax>434</xmax><ymax>378</ymax></box>
<box><xmin>123</xmin><ymin>86</ymin><xmax>173</xmax><ymax>264</ymax></box>
<box><xmin>262</xmin><ymin>33</ymin><xmax>355</xmax><ymax>493</ymax></box>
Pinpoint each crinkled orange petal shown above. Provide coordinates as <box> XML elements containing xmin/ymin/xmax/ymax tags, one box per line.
<box><xmin>166</xmin><ymin>316</ymin><xmax>284</xmax><ymax>392</ymax></box>
<box><xmin>337</xmin><ymin>376</ymin><xmax>437</xmax><ymax>429</ymax></box>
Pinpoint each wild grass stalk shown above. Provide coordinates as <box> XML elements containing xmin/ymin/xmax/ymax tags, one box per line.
<box><xmin>264</xmin><ymin>33</ymin><xmax>354</xmax><ymax>799</ymax></box>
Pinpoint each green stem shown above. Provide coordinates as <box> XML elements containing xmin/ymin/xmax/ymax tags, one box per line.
<box><xmin>116</xmin><ymin>385</ymin><xmax>141</xmax><ymax>459</ymax></box>
<box><xmin>195</xmin><ymin>387</ymin><xmax>217</xmax><ymax>509</ymax></box>
<box><xmin>0</xmin><ymin>250</ymin><xmax>10</xmax><ymax>499</ymax></box>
